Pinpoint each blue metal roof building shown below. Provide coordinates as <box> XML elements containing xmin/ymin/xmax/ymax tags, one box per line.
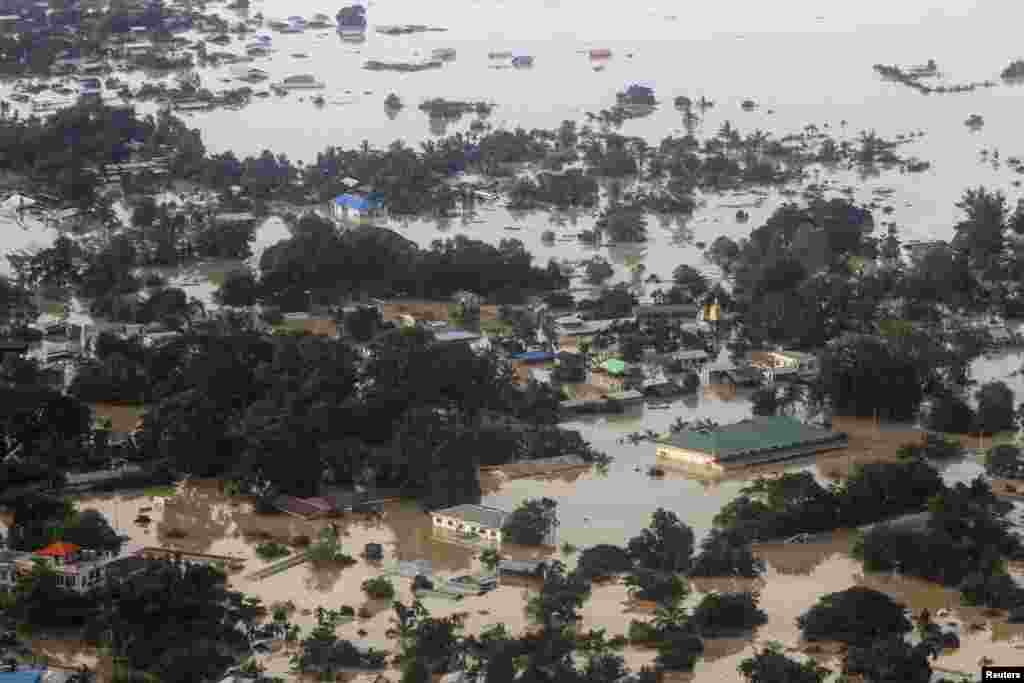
<box><xmin>0</xmin><ymin>670</ymin><xmax>46</xmax><ymax>683</ymax></box>
<box><xmin>333</xmin><ymin>193</ymin><xmax>384</xmax><ymax>211</ymax></box>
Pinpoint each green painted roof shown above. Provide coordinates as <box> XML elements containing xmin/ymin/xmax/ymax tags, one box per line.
<box><xmin>656</xmin><ymin>416</ymin><xmax>845</xmax><ymax>460</ymax></box>
<box><xmin>601</xmin><ymin>358</ymin><xmax>627</xmax><ymax>375</ymax></box>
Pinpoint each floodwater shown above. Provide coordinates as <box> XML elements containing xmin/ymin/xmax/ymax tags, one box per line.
<box><xmin>31</xmin><ymin>435</ymin><xmax>1020</xmax><ymax>682</ymax></box>
<box><xmin>6</xmin><ymin>4</ymin><xmax>1024</xmax><ymax>284</ymax></box>
<box><xmin>11</xmin><ymin>1</ymin><xmax>1024</xmax><ymax>679</ymax></box>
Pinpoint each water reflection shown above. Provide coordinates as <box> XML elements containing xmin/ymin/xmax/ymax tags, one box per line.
<box><xmin>754</xmin><ymin>534</ymin><xmax>853</xmax><ymax>577</ymax></box>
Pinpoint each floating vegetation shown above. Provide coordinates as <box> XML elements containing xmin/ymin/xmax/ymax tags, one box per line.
<box><xmin>418</xmin><ymin>98</ymin><xmax>494</xmax><ymax>118</ymax></box>
<box><xmin>375</xmin><ymin>24</ymin><xmax>447</xmax><ymax>35</ymax></box>
<box><xmin>873</xmin><ymin>62</ymin><xmax>997</xmax><ymax>94</ymax></box>
<box><xmin>364</xmin><ymin>59</ymin><xmax>442</xmax><ymax>72</ymax></box>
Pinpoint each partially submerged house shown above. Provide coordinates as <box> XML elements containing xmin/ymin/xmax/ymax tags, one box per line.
<box><xmin>331</xmin><ymin>193</ymin><xmax>386</xmax><ymax>221</ymax></box>
<box><xmin>747</xmin><ymin>349</ymin><xmax>820</xmax><ymax>381</ymax></box>
<box><xmin>633</xmin><ymin>303</ymin><xmax>700</xmax><ymax>326</ymax></box>
<box><xmin>271</xmin><ymin>495</ymin><xmax>335</xmax><ymax>520</ymax></box>
<box><xmin>654</xmin><ymin>415</ymin><xmax>848</xmax><ymax>471</ymax></box>
<box><xmin>431</xmin><ymin>504</ymin><xmax>509</xmax><ymax>543</ymax></box>
<box><xmin>1</xmin><ymin>542</ymin><xmax>130</xmax><ymax>594</ymax></box>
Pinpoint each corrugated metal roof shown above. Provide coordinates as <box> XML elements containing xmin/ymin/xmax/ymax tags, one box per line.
<box><xmin>433</xmin><ymin>504</ymin><xmax>509</xmax><ymax>529</ymax></box>
<box><xmin>656</xmin><ymin>416</ymin><xmax>846</xmax><ymax>460</ymax></box>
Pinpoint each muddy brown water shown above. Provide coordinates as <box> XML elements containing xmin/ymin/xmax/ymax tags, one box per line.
<box><xmin>30</xmin><ymin>355</ymin><xmax>1024</xmax><ymax>678</ymax></box>
<box><xmin>28</xmin><ymin>465</ymin><xmax>1018</xmax><ymax>681</ymax></box>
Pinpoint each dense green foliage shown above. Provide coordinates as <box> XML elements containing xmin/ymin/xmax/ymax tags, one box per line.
<box><xmin>502</xmin><ymin>497</ymin><xmax>559</xmax><ymax>545</ymax></box>
<box><xmin>690</xmin><ymin>591</ymin><xmax>767</xmax><ymax>637</ymax></box>
<box><xmin>714</xmin><ymin>463</ymin><xmax>944</xmax><ymax>542</ymax></box>
<box><xmin>797</xmin><ymin>587</ymin><xmax>912</xmax><ymax>646</ymax></box>
<box><xmin>626</xmin><ymin>508</ymin><xmax>695</xmax><ymax>573</ymax></box>
<box><xmin>738</xmin><ymin>643</ymin><xmax>831</xmax><ymax>683</ymax></box>
<box><xmin>853</xmin><ymin>479</ymin><xmax>1024</xmax><ymax>608</ymax></box>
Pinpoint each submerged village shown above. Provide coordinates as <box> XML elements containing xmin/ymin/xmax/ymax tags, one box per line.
<box><xmin>8</xmin><ymin>2</ymin><xmax>1024</xmax><ymax>683</ymax></box>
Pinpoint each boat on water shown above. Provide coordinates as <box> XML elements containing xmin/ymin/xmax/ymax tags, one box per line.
<box><xmin>267</xmin><ymin>19</ymin><xmax>288</xmax><ymax>30</ymax></box>
<box><xmin>504</xmin><ymin>226</ymin><xmax>522</xmax><ymax>231</ymax></box>
<box><xmin>278</xmin><ymin>73</ymin><xmax>325</xmax><ymax>89</ymax></box>
<box><xmin>431</xmin><ymin>47</ymin><xmax>456</xmax><ymax>61</ymax></box>
<box><xmin>336</xmin><ymin>4</ymin><xmax>367</xmax><ymax>34</ymax></box>
<box><xmin>589</xmin><ymin>48</ymin><xmax>612</xmax><ymax>59</ymax></box>
<box><xmin>246</xmin><ymin>44</ymin><xmax>272</xmax><ymax>56</ymax></box>
<box><xmin>512</xmin><ymin>55</ymin><xmax>534</xmax><ymax>68</ymax></box>
<box><xmin>286</xmin><ymin>15</ymin><xmax>306</xmax><ymax>25</ymax></box>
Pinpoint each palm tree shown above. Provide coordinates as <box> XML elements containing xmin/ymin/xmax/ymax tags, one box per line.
<box><xmin>651</xmin><ymin>603</ymin><xmax>689</xmax><ymax>633</ymax></box>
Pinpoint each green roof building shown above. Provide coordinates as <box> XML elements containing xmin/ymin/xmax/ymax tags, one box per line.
<box><xmin>654</xmin><ymin>416</ymin><xmax>848</xmax><ymax>470</ymax></box>
<box><xmin>600</xmin><ymin>358</ymin><xmax>627</xmax><ymax>376</ymax></box>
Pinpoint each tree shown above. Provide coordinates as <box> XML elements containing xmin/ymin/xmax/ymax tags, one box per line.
<box><xmin>974</xmin><ymin>380</ymin><xmax>1015</xmax><ymax>435</ymax></box>
<box><xmin>925</xmin><ymin>392</ymin><xmax>975</xmax><ymax>433</ymax></box>
<box><xmin>690</xmin><ymin>528</ymin><xmax>765</xmax><ymax>578</ymax></box>
<box><xmin>986</xmin><ymin>443</ymin><xmax>1024</xmax><ymax>478</ymax></box>
<box><xmin>576</xmin><ymin>544</ymin><xmax>634</xmax><ymax>581</ymax></box>
<box><xmin>626</xmin><ymin>508</ymin><xmax>694</xmax><ymax>573</ymax></box>
<box><xmin>525</xmin><ymin>560</ymin><xmax>591</xmax><ymax>632</ymax></box>
<box><xmin>619</xmin><ymin>334</ymin><xmax>645</xmax><ymax>363</ymax></box>
<box><xmin>952</xmin><ymin>187</ymin><xmax>1007</xmax><ymax>274</ymax></box>
<box><xmin>596</xmin><ymin>204</ymin><xmax>648</xmax><ymax>243</ymax></box>
<box><xmin>213</xmin><ymin>269</ymin><xmax>260</xmax><ymax>308</ymax></box>
<box><xmin>654</xmin><ymin>631</ymin><xmax>703</xmax><ymax>672</ymax></box>
<box><xmin>843</xmin><ymin>636</ymin><xmax>932</xmax><ymax>683</ymax></box>
<box><xmin>62</xmin><ymin>509</ymin><xmax>121</xmax><ymax>552</ymax></box>
<box><xmin>706</xmin><ymin>235</ymin><xmax>740</xmax><ymax>272</ymax></box>
<box><xmin>738</xmin><ymin>642</ymin><xmax>830</xmax><ymax>683</ymax></box>
<box><xmin>818</xmin><ymin>334</ymin><xmax>924</xmax><ymax>420</ymax></box>
<box><xmin>361</xmin><ymin>576</ymin><xmax>396</xmax><ymax>600</ymax></box>
<box><xmin>623</xmin><ymin>569</ymin><xmax>687</xmax><ymax>605</ymax></box>
<box><xmin>690</xmin><ymin>592</ymin><xmax>767</xmax><ymax>637</ymax></box>
<box><xmin>670</xmin><ymin>264</ymin><xmax>709</xmax><ymax>302</ymax></box>
<box><xmin>797</xmin><ymin>587</ymin><xmax>912</xmax><ymax>646</ymax></box>
<box><xmin>502</xmin><ymin>498</ymin><xmax>558</xmax><ymax>545</ymax></box>
<box><xmin>584</xmin><ymin>257</ymin><xmax>614</xmax><ymax>285</ymax></box>
<box><xmin>479</xmin><ymin>548</ymin><xmax>502</xmax><ymax>572</ymax></box>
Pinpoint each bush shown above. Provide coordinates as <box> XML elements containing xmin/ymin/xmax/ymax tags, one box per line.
<box><xmin>797</xmin><ymin>587</ymin><xmax>911</xmax><ymax>646</ymax></box>
<box><xmin>624</xmin><ymin>569</ymin><xmax>687</xmax><ymax>605</ymax></box>
<box><xmin>627</xmin><ymin>619</ymin><xmax>661</xmax><ymax>645</ymax></box>
<box><xmin>255</xmin><ymin>542</ymin><xmax>292</xmax><ymax>561</ymax></box>
<box><xmin>690</xmin><ymin>592</ymin><xmax>767</xmax><ymax>637</ymax></box>
<box><xmin>361</xmin><ymin>577</ymin><xmax>396</xmax><ymax>600</ymax></box>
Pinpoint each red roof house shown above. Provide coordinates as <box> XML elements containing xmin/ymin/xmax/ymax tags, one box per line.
<box><xmin>35</xmin><ymin>541</ymin><xmax>81</xmax><ymax>558</ymax></box>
